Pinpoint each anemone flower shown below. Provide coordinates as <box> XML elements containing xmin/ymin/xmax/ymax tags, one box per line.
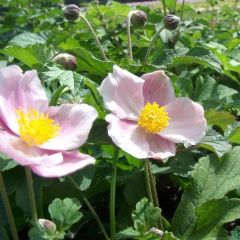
<box><xmin>99</xmin><ymin>65</ymin><xmax>206</xmax><ymax>160</ymax></box>
<box><xmin>0</xmin><ymin>65</ymin><xmax>97</xmax><ymax>177</ymax></box>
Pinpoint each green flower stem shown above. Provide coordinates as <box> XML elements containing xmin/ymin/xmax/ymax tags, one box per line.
<box><xmin>143</xmin><ymin>24</ymin><xmax>164</xmax><ymax>66</ymax></box>
<box><xmin>127</xmin><ymin>11</ymin><xmax>133</xmax><ymax>61</ymax></box>
<box><xmin>25</xmin><ymin>167</ymin><xmax>37</xmax><ymax>221</ymax></box>
<box><xmin>79</xmin><ymin>14</ymin><xmax>108</xmax><ymax>61</ymax></box>
<box><xmin>146</xmin><ymin>160</ymin><xmax>164</xmax><ymax>230</ymax></box>
<box><xmin>162</xmin><ymin>0</ymin><xmax>167</xmax><ymax>16</ymax></box>
<box><xmin>110</xmin><ymin>148</ymin><xmax>120</xmax><ymax>240</ymax></box>
<box><xmin>67</xmin><ymin>176</ymin><xmax>110</xmax><ymax>240</ymax></box>
<box><xmin>144</xmin><ymin>160</ymin><xmax>153</xmax><ymax>203</ymax></box>
<box><xmin>0</xmin><ymin>172</ymin><xmax>19</xmax><ymax>240</ymax></box>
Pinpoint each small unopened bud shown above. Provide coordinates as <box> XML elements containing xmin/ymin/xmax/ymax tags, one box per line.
<box><xmin>52</xmin><ymin>53</ymin><xmax>77</xmax><ymax>71</ymax></box>
<box><xmin>63</xmin><ymin>4</ymin><xmax>80</xmax><ymax>22</ymax></box>
<box><xmin>149</xmin><ymin>227</ymin><xmax>164</xmax><ymax>237</ymax></box>
<box><xmin>130</xmin><ymin>10</ymin><xmax>147</xmax><ymax>27</ymax></box>
<box><xmin>38</xmin><ymin>219</ymin><xmax>56</xmax><ymax>235</ymax></box>
<box><xmin>163</xmin><ymin>15</ymin><xmax>180</xmax><ymax>30</ymax></box>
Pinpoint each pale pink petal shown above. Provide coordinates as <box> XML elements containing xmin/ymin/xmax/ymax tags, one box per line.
<box><xmin>0</xmin><ymin>68</ymin><xmax>48</xmax><ymax>134</ymax></box>
<box><xmin>146</xmin><ymin>134</ymin><xmax>176</xmax><ymax>161</ymax></box>
<box><xmin>0</xmin><ymin>130</ymin><xmax>63</xmax><ymax>166</ymax></box>
<box><xmin>17</xmin><ymin>70</ymin><xmax>48</xmax><ymax>111</ymax></box>
<box><xmin>141</xmin><ymin>70</ymin><xmax>175</xmax><ymax>106</ymax></box>
<box><xmin>40</xmin><ymin>104</ymin><xmax>98</xmax><ymax>151</ymax></box>
<box><xmin>30</xmin><ymin>151</ymin><xmax>95</xmax><ymax>177</ymax></box>
<box><xmin>99</xmin><ymin>65</ymin><xmax>144</xmax><ymax>120</ymax></box>
<box><xmin>160</xmin><ymin>97</ymin><xmax>207</xmax><ymax>144</ymax></box>
<box><xmin>106</xmin><ymin>114</ymin><xmax>149</xmax><ymax>159</ymax></box>
<box><xmin>0</xmin><ymin>65</ymin><xmax>23</xmax><ymax>133</ymax></box>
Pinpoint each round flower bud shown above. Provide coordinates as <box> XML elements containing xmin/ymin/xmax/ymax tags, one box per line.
<box><xmin>38</xmin><ymin>219</ymin><xmax>56</xmax><ymax>235</ymax></box>
<box><xmin>52</xmin><ymin>53</ymin><xmax>77</xmax><ymax>71</ymax></box>
<box><xmin>130</xmin><ymin>10</ymin><xmax>147</xmax><ymax>27</ymax></box>
<box><xmin>163</xmin><ymin>14</ymin><xmax>180</xmax><ymax>30</ymax></box>
<box><xmin>62</xmin><ymin>4</ymin><xmax>80</xmax><ymax>22</ymax></box>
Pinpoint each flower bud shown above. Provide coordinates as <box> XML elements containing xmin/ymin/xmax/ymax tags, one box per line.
<box><xmin>149</xmin><ymin>227</ymin><xmax>164</xmax><ymax>237</ymax></box>
<box><xmin>52</xmin><ymin>53</ymin><xmax>77</xmax><ymax>71</ymax></box>
<box><xmin>130</xmin><ymin>10</ymin><xmax>147</xmax><ymax>27</ymax></box>
<box><xmin>62</xmin><ymin>4</ymin><xmax>80</xmax><ymax>22</ymax></box>
<box><xmin>163</xmin><ymin>15</ymin><xmax>180</xmax><ymax>30</ymax></box>
<box><xmin>38</xmin><ymin>219</ymin><xmax>56</xmax><ymax>235</ymax></box>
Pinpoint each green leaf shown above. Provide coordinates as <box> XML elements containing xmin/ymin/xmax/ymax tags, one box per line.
<box><xmin>162</xmin><ymin>232</ymin><xmax>179</xmax><ymax>240</ymax></box>
<box><xmin>172</xmin><ymin>147</ymin><xmax>240</xmax><ymax>239</ymax></box>
<box><xmin>60</xmin><ymin>47</ymin><xmax>113</xmax><ymax>77</ymax></box>
<box><xmin>230</xmin><ymin>226</ymin><xmax>240</xmax><ymax>240</ymax></box>
<box><xmin>48</xmin><ymin>198</ymin><xmax>82</xmax><ymax>231</ymax></box>
<box><xmin>9</xmin><ymin>32</ymin><xmax>46</xmax><ymax>47</ymax></box>
<box><xmin>1</xmin><ymin>44</ymin><xmax>54</xmax><ymax>68</ymax></box>
<box><xmin>205</xmin><ymin>109</ymin><xmax>236</xmax><ymax>131</ymax></box>
<box><xmin>153</xmin><ymin>47</ymin><xmax>222</xmax><ymax>73</ymax></box>
<box><xmin>71</xmin><ymin>165</ymin><xmax>95</xmax><ymax>192</ymax></box>
<box><xmin>194</xmin><ymin>75</ymin><xmax>237</xmax><ymax>109</ymax></box>
<box><xmin>188</xmin><ymin>198</ymin><xmax>240</xmax><ymax>239</ymax></box>
<box><xmin>116</xmin><ymin>227</ymin><xmax>140</xmax><ymax>240</ymax></box>
<box><xmin>0</xmin><ymin>153</ymin><xmax>17</xmax><ymax>171</ymax></box>
<box><xmin>41</xmin><ymin>66</ymin><xmax>75</xmax><ymax>91</ymax></box>
<box><xmin>132</xmin><ymin>198</ymin><xmax>161</xmax><ymax>234</ymax></box>
<box><xmin>225</xmin><ymin>123</ymin><xmax>240</xmax><ymax>144</ymax></box>
<box><xmin>198</xmin><ymin>128</ymin><xmax>232</xmax><ymax>157</ymax></box>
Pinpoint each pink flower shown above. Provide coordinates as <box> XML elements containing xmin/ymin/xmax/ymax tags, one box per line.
<box><xmin>0</xmin><ymin>65</ymin><xmax>98</xmax><ymax>177</ymax></box>
<box><xmin>99</xmin><ymin>66</ymin><xmax>206</xmax><ymax>160</ymax></box>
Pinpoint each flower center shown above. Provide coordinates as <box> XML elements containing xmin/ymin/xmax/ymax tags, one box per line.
<box><xmin>16</xmin><ymin>108</ymin><xmax>60</xmax><ymax>146</ymax></box>
<box><xmin>138</xmin><ymin>102</ymin><xmax>170</xmax><ymax>134</ymax></box>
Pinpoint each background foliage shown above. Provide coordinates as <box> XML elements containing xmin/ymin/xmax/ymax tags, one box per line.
<box><xmin>0</xmin><ymin>0</ymin><xmax>240</xmax><ymax>239</ymax></box>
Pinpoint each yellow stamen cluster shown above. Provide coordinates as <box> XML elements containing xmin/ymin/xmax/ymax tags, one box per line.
<box><xmin>138</xmin><ymin>102</ymin><xmax>170</xmax><ymax>134</ymax></box>
<box><xmin>16</xmin><ymin>108</ymin><xmax>60</xmax><ymax>146</ymax></box>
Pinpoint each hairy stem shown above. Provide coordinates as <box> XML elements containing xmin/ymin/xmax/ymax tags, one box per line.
<box><xmin>110</xmin><ymin>148</ymin><xmax>119</xmax><ymax>240</ymax></box>
<box><xmin>0</xmin><ymin>172</ymin><xmax>19</xmax><ymax>240</ymax></box>
<box><xmin>79</xmin><ymin>14</ymin><xmax>108</xmax><ymax>61</ymax></box>
<box><xmin>162</xmin><ymin>0</ymin><xmax>167</xmax><ymax>16</ymax></box>
<box><xmin>25</xmin><ymin>167</ymin><xmax>37</xmax><ymax>221</ymax></box>
<box><xmin>68</xmin><ymin>176</ymin><xmax>110</xmax><ymax>240</ymax></box>
<box><xmin>127</xmin><ymin>11</ymin><xmax>133</xmax><ymax>61</ymax></box>
<box><xmin>147</xmin><ymin>160</ymin><xmax>164</xmax><ymax>230</ymax></box>
<box><xmin>144</xmin><ymin>160</ymin><xmax>153</xmax><ymax>203</ymax></box>
<box><xmin>143</xmin><ymin>25</ymin><xmax>164</xmax><ymax>65</ymax></box>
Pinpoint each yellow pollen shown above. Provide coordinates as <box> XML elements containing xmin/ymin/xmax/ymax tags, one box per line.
<box><xmin>16</xmin><ymin>108</ymin><xmax>60</xmax><ymax>146</ymax></box>
<box><xmin>138</xmin><ymin>102</ymin><xmax>170</xmax><ymax>134</ymax></box>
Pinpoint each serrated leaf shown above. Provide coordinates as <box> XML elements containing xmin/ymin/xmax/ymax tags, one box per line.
<box><xmin>225</xmin><ymin>123</ymin><xmax>240</xmax><ymax>144</ymax></box>
<box><xmin>194</xmin><ymin>76</ymin><xmax>237</xmax><ymax>105</ymax></box>
<box><xmin>48</xmin><ymin>198</ymin><xmax>82</xmax><ymax>231</ymax></box>
<box><xmin>1</xmin><ymin>44</ymin><xmax>54</xmax><ymax>68</ymax></box>
<box><xmin>230</xmin><ymin>226</ymin><xmax>240</xmax><ymax>240</ymax></box>
<box><xmin>116</xmin><ymin>227</ymin><xmax>140</xmax><ymax>240</ymax></box>
<box><xmin>60</xmin><ymin>47</ymin><xmax>113</xmax><ymax>77</ymax></box>
<box><xmin>162</xmin><ymin>232</ymin><xmax>179</xmax><ymax>240</ymax></box>
<box><xmin>172</xmin><ymin>147</ymin><xmax>240</xmax><ymax>239</ymax></box>
<box><xmin>152</xmin><ymin>47</ymin><xmax>222</xmax><ymax>73</ymax></box>
<box><xmin>9</xmin><ymin>32</ymin><xmax>46</xmax><ymax>47</ymax></box>
<box><xmin>71</xmin><ymin>165</ymin><xmax>95</xmax><ymax>192</ymax></box>
<box><xmin>198</xmin><ymin>128</ymin><xmax>232</xmax><ymax>157</ymax></box>
<box><xmin>132</xmin><ymin>198</ymin><xmax>161</xmax><ymax>234</ymax></box>
<box><xmin>0</xmin><ymin>153</ymin><xmax>17</xmax><ymax>171</ymax></box>
<box><xmin>205</xmin><ymin>109</ymin><xmax>236</xmax><ymax>131</ymax></box>
<box><xmin>188</xmin><ymin>198</ymin><xmax>240</xmax><ymax>240</ymax></box>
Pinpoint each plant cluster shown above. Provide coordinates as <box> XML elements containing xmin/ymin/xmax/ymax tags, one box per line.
<box><xmin>0</xmin><ymin>0</ymin><xmax>240</xmax><ymax>239</ymax></box>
